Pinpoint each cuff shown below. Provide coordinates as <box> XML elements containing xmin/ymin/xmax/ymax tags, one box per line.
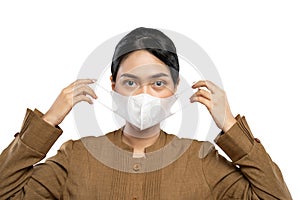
<box><xmin>215</xmin><ymin>115</ymin><xmax>255</xmax><ymax>162</ymax></box>
<box><xmin>19</xmin><ymin>108</ymin><xmax>63</xmax><ymax>155</ymax></box>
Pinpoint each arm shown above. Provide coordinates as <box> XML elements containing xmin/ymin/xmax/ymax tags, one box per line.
<box><xmin>191</xmin><ymin>80</ymin><xmax>292</xmax><ymax>199</ymax></box>
<box><xmin>201</xmin><ymin>115</ymin><xmax>292</xmax><ymax>199</ymax></box>
<box><xmin>0</xmin><ymin>109</ymin><xmax>63</xmax><ymax>199</ymax></box>
<box><xmin>0</xmin><ymin>79</ymin><xmax>97</xmax><ymax>199</ymax></box>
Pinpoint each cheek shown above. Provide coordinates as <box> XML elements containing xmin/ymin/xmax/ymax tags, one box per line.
<box><xmin>113</xmin><ymin>84</ymin><xmax>127</xmax><ymax>95</ymax></box>
<box><xmin>154</xmin><ymin>84</ymin><xmax>177</xmax><ymax>98</ymax></box>
<box><xmin>159</xmin><ymin>90</ymin><xmax>174</xmax><ymax>98</ymax></box>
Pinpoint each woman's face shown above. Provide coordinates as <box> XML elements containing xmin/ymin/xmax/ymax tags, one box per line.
<box><xmin>111</xmin><ymin>50</ymin><xmax>177</xmax><ymax>98</ymax></box>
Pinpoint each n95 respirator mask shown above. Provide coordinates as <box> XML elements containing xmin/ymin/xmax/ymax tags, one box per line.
<box><xmin>111</xmin><ymin>91</ymin><xmax>177</xmax><ymax>130</ymax></box>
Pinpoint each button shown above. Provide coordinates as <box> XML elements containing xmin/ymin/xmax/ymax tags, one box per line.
<box><xmin>133</xmin><ymin>198</ymin><xmax>137</xmax><ymax>200</ymax></box>
<box><xmin>133</xmin><ymin>163</ymin><xmax>140</xmax><ymax>172</ymax></box>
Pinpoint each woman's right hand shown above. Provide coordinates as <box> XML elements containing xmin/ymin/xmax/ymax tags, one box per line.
<box><xmin>42</xmin><ymin>79</ymin><xmax>98</xmax><ymax>127</ymax></box>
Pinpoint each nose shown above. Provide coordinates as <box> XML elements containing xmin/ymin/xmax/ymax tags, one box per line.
<box><xmin>135</xmin><ymin>85</ymin><xmax>148</xmax><ymax>95</ymax></box>
<box><xmin>134</xmin><ymin>85</ymin><xmax>156</xmax><ymax>96</ymax></box>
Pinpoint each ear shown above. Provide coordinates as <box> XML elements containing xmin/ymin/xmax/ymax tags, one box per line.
<box><xmin>110</xmin><ymin>75</ymin><xmax>115</xmax><ymax>90</ymax></box>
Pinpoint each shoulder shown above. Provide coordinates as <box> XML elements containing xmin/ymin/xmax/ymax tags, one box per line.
<box><xmin>167</xmin><ymin>134</ymin><xmax>215</xmax><ymax>159</ymax></box>
<box><xmin>58</xmin><ymin>130</ymin><xmax>118</xmax><ymax>153</ymax></box>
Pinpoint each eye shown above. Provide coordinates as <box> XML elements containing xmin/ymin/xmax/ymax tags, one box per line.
<box><xmin>125</xmin><ymin>80</ymin><xmax>137</xmax><ymax>87</ymax></box>
<box><xmin>153</xmin><ymin>81</ymin><xmax>165</xmax><ymax>87</ymax></box>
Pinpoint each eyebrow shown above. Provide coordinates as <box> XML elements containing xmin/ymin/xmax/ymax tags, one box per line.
<box><xmin>149</xmin><ymin>73</ymin><xmax>169</xmax><ymax>79</ymax></box>
<box><xmin>120</xmin><ymin>73</ymin><xmax>169</xmax><ymax>80</ymax></box>
<box><xmin>120</xmin><ymin>73</ymin><xmax>139</xmax><ymax>79</ymax></box>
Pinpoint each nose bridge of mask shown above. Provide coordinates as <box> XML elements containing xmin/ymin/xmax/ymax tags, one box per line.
<box><xmin>126</xmin><ymin>93</ymin><xmax>158</xmax><ymax>129</ymax></box>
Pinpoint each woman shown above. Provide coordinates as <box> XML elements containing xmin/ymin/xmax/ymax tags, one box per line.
<box><xmin>0</xmin><ymin>27</ymin><xmax>292</xmax><ymax>199</ymax></box>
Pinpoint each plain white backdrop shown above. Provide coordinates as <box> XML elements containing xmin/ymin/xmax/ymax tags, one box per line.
<box><xmin>0</xmin><ymin>1</ymin><xmax>299</xmax><ymax>198</ymax></box>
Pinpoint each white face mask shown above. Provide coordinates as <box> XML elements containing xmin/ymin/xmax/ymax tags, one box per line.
<box><xmin>111</xmin><ymin>91</ymin><xmax>177</xmax><ymax>130</ymax></box>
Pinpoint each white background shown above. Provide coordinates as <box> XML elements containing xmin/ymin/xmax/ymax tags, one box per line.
<box><xmin>0</xmin><ymin>0</ymin><xmax>299</xmax><ymax>198</ymax></box>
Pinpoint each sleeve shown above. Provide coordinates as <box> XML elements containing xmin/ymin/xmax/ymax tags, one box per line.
<box><xmin>201</xmin><ymin>115</ymin><xmax>292</xmax><ymax>199</ymax></box>
<box><xmin>0</xmin><ymin>108</ymin><xmax>66</xmax><ymax>199</ymax></box>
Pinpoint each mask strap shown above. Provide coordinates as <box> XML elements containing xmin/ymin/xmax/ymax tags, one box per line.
<box><xmin>92</xmin><ymin>83</ymin><xmax>135</xmax><ymax>121</ymax></box>
<box><xmin>92</xmin><ymin>82</ymin><xmax>117</xmax><ymax>112</ymax></box>
<box><xmin>168</xmin><ymin>87</ymin><xmax>195</xmax><ymax>115</ymax></box>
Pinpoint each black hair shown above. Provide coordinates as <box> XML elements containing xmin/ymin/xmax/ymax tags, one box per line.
<box><xmin>111</xmin><ymin>27</ymin><xmax>179</xmax><ymax>84</ymax></box>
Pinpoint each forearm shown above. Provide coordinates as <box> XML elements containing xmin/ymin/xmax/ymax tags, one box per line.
<box><xmin>215</xmin><ymin>115</ymin><xmax>292</xmax><ymax>199</ymax></box>
<box><xmin>0</xmin><ymin>109</ymin><xmax>62</xmax><ymax>199</ymax></box>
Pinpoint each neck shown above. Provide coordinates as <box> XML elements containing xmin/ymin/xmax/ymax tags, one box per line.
<box><xmin>122</xmin><ymin>122</ymin><xmax>161</xmax><ymax>153</ymax></box>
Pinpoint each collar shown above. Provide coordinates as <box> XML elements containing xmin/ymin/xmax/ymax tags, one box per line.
<box><xmin>106</xmin><ymin>128</ymin><xmax>174</xmax><ymax>153</ymax></box>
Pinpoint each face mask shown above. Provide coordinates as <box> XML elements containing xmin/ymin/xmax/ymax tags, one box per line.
<box><xmin>111</xmin><ymin>91</ymin><xmax>177</xmax><ymax>130</ymax></box>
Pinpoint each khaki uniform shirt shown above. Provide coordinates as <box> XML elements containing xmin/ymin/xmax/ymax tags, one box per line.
<box><xmin>0</xmin><ymin>109</ymin><xmax>292</xmax><ymax>199</ymax></box>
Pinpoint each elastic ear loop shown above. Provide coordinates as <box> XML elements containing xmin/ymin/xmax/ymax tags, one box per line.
<box><xmin>165</xmin><ymin>87</ymin><xmax>195</xmax><ymax>118</ymax></box>
<box><xmin>92</xmin><ymin>82</ymin><xmax>119</xmax><ymax>112</ymax></box>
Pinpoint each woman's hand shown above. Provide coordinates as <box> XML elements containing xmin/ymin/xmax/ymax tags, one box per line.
<box><xmin>42</xmin><ymin>79</ymin><xmax>98</xmax><ymax>127</ymax></box>
<box><xmin>190</xmin><ymin>80</ymin><xmax>236</xmax><ymax>132</ymax></box>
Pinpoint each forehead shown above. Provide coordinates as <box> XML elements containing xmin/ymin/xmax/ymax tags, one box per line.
<box><xmin>117</xmin><ymin>50</ymin><xmax>171</xmax><ymax>78</ymax></box>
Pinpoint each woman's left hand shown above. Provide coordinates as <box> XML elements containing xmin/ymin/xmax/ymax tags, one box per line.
<box><xmin>190</xmin><ymin>80</ymin><xmax>237</xmax><ymax>132</ymax></box>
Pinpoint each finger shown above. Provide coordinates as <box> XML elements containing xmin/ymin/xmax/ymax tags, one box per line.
<box><xmin>73</xmin><ymin>95</ymin><xmax>93</xmax><ymax>105</ymax></box>
<box><xmin>70</xmin><ymin>79</ymin><xmax>97</xmax><ymax>87</ymax></box>
<box><xmin>190</xmin><ymin>96</ymin><xmax>211</xmax><ymax>110</ymax></box>
<box><xmin>193</xmin><ymin>89</ymin><xmax>211</xmax><ymax>100</ymax></box>
<box><xmin>191</xmin><ymin>80</ymin><xmax>206</xmax><ymax>88</ymax></box>
<box><xmin>192</xmin><ymin>80</ymin><xmax>217</xmax><ymax>93</ymax></box>
<box><xmin>73</xmin><ymin>84</ymin><xmax>98</xmax><ymax>99</ymax></box>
